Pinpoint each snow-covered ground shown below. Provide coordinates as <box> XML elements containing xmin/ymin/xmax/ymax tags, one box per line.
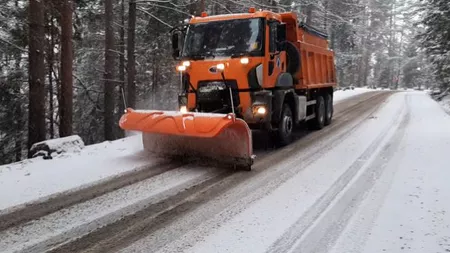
<box><xmin>331</xmin><ymin>91</ymin><xmax>450</xmax><ymax>253</ymax></box>
<box><xmin>0</xmin><ymin>135</ymin><xmax>164</xmax><ymax>211</ymax></box>
<box><xmin>334</xmin><ymin>87</ymin><xmax>374</xmax><ymax>103</ymax></box>
<box><xmin>2</xmin><ymin>90</ymin><xmax>450</xmax><ymax>253</ymax></box>
<box><xmin>438</xmin><ymin>93</ymin><xmax>450</xmax><ymax>114</ymax></box>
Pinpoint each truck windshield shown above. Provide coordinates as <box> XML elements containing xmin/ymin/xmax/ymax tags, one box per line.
<box><xmin>182</xmin><ymin>18</ymin><xmax>264</xmax><ymax>59</ymax></box>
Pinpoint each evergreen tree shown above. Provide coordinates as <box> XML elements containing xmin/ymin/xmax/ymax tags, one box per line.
<box><xmin>419</xmin><ymin>0</ymin><xmax>450</xmax><ymax>89</ymax></box>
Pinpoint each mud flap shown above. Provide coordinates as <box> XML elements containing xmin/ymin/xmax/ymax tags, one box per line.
<box><xmin>119</xmin><ymin>109</ymin><xmax>254</xmax><ymax>169</ymax></box>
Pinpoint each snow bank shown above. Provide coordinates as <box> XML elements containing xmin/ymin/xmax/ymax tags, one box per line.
<box><xmin>29</xmin><ymin>135</ymin><xmax>85</xmax><ymax>159</ymax></box>
<box><xmin>428</xmin><ymin>88</ymin><xmax>450</xmax><ymax>115</ymax></box>
<box><xmin>438</xmin><ymin>94</ymin><xmax>450</xmax><ymax>114</ymax></box>
<box><xmin>0</xmin><ymin>134</ymin><xmax>164</xmax><ymax>211</ymax></box>
<box><xmin>333</xmin><ymin>87</ymin><xmax>374</xmax><ymax>103</ymax></box>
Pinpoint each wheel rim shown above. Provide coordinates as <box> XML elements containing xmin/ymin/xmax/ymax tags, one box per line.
<box><xmin>319</xmin><ymin>100</ymin><xmax>325</xmax><ymax>123</ymax></box>
<box><xmin>284</xmin><ymin>114</ymin><xmax>293</xmax><ymax>134</ymax></box>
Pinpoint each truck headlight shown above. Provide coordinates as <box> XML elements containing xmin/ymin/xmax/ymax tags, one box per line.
<box><xmin>182</xmin><ymin>61</ymin><xmax>190</xmax><ymax>67</ymax></box>
<box><xmin>257</xmin><ymin>106</ymin><xmax>266</xmax><ymax>115</ymax></box>
<box><xmin>253</xmin><ymin>105</ymin><xmax>267</xmax><ymax>115</ymax></box>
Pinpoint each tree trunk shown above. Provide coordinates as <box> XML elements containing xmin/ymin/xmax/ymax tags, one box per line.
<box><xmin>28</xmin><ymin>0</ymin><xmax>46</xmax><ymax>155</ymax></box>
<box><xmin>119</xmin><ymin>0</ymin><xmax>125</xmax><ymax>106</ymax></box>
<box><xmin>127</xmin><ymin>0</ymin><xmax>136</xmax><ymax>109</ymax></box>
<box><xmin>104</xmin><ymin>0</ymin><xmax>115</xmax><ymax>141</ymax></box>
<box><xmin>14</xmin><ymin>54</ymin><xmax>23</xmax><ymax>162</ymax></box>
<box><xmin>189</xmin><ymin>0</ymin><xmax>196</xmax><ymax>15</ymax></box>
<box><xmin>59</xmin><ymin>0</ymin><xmax>73</xmax><ymax>137</ymax></box>
<box><xmin>117</xmin><ymin>0</ymin><xmax>126</xmax><ymax>138</ymax></box>
<box><xmin>48</xmin><ymin>16</ymin><xmax>55</xmax><ymax>139</ymax></box>
<box><xmin>361</xmin><ymin>49</ymin><xmax>371</xmax><ymax>87</ymax></box>
<box><xmin>200</xmin><ymin>0</ymin><xmax>205</xmax><ymax>13</ymax></box>
<box><xmin>387</xmin><ymin>0</ymin><xmax>396</xmax><ymax>88</ymax></box>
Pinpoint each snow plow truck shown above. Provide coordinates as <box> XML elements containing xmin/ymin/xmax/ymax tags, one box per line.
<box><xmin>119</xmin><ymin>8</ymin><xmax>337</xmax><ymax>171</ymax></box>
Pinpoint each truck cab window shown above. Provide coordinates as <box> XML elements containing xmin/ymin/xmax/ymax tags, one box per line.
<box><xmin>269</xmin><ymin>20</ymin><xmax>279</xmax><ymax>53</ymax></box>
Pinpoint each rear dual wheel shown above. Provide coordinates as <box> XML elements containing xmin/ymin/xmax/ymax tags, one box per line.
<box><xmin>324</xmin><ymin>93</ymin><xmax>333</xmax><ymax>126</ymax></box>
<box><xmin>309</xmin><ymin>93</ymin><xmax>333</xmax><ymax>130</ymax></box>
<box><xmin>309</xmin><ymin>96</ymin><xmax>325</xmax><ymax>130</ymax></box>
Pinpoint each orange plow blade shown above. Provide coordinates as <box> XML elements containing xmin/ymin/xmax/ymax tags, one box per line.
<box><xmin>119</xmin><ymin>109</ymin><xmax>254</xmax><ymax>169</ymax></box>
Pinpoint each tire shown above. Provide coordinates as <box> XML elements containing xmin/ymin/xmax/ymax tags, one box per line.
<box><xmin>308</xmin><ymin>96</ymin><xmax>325</xmax><ymax>130</ymax></box>
<box><xmin>276</xmin><ymin>103</ymin><xmax>294</xmax><ymax>146</ymax></box>
<box><xmin>324</xmin><ymin>93</ymin><xmax>333</xmax><ymax>126</ymax></box>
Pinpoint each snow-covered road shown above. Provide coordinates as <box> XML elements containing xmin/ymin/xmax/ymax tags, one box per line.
<box><xmin>2</xmin><ymin>90</ymin><xmax>449</xmax><ymax>253</ymax></box>
<box><xmin>0</xmin><ymin>87</ymin><xmax>374</xmax><ymax>213</ymax></box>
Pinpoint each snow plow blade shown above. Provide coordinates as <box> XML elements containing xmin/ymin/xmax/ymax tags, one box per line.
<box><xmin>119</xmin><ymin>109</ymin><xmax>254</xmax><ymax>169</ymax></box>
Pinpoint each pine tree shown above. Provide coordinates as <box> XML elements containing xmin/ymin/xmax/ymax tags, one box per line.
<box><xmin>419</xmin><ymin>0</ymin><xmax>450</xmax><ymax>89</ymax></box>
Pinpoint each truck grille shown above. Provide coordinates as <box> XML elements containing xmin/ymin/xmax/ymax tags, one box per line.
<box><xmin>197</xmin><ymin>80</ymin><xmax>240</xmax><ymax>113</ymax></box>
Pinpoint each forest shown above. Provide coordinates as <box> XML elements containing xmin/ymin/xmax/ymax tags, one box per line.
<box><xmin>0</xmin><ymin>0</ymin><xmax>449</xmax><ymax>165</ymax></box>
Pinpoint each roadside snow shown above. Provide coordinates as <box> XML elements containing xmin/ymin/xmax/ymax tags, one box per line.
<box><xmin>333</xmin><ymin>88</ymin><xmax>374</xmax><ymax>103</ymax></box>
<box><xmin>0</xmin><ymin>135</ymin><xmax>163</xmax><ymax>211</ymax></box>
<box><xmin>29</xmin><ymin>135</ymin><xmax>85</xmax><ymax>158</ymax></box>
<box><xmin>438</xmin><ymin>94</ymin><xmax>450</xmax><ymax>114</ymax></box>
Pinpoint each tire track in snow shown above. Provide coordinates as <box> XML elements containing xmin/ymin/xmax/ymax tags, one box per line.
<box><xmin>0</xmin><ymin>165</ymin><xmax>230</xmax><ymax>253</ymax></box>
<box><xmin>46</xmin><ymin>168</ymin><xmax>236</xmax><ymax>253</ymax></box>
<box><xmin>267</xmin><ymin>93</ymin><xmax>411</xmax><ymax>253</ymax></box>
<box><xmin>0</xmin><ymin>159</ymin><xmax>183</xmax><ymax>232</ymax></box>
<box><xmin>328</xmin><ymin>95</ymin><xmax>412</xmax><ymax>253</ymax></box>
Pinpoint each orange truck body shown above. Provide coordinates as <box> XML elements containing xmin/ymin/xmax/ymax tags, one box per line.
<box><xmin>176</xmin><ymin>9</ymin><xmax>337</xmax><ymax>130</ymax></box>
<box><xmin>119</xmin><ymin>8</ymin><xmax>337</xmax><ymax>170</ymax></box>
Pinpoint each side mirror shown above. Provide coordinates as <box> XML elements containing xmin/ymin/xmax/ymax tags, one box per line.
<box><xmin>171</xmin><ymin>32</ymin><xmax>180</xmax><ymax>59</ymax></box>
<box><xmin>276</xmin><ymin>23</ymin><xmax>287</xmax><ymax>51</ymax></box>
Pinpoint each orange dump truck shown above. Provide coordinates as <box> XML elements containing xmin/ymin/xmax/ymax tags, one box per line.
<box><xmin>119</xmin><ymin>8</ymin><xmax>337</xmax><ymax>170</ymax></box>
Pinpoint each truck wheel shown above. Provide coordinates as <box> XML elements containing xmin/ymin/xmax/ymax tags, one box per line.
<box><xmin>276</xmin><ymin>103</ymin><xmax>294</xmax><ymax>146</ymax></box>
<box><xmin>309</xmin><ymin>96</ymin><xmax>325</xmax><ymax>130</ymax></box>
<box><xmin>324</xmin><ymin>93</ymin><xmax>333</xmax><ymax>126</ymax></box>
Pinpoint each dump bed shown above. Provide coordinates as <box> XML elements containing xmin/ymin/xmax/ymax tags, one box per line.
<box><xmin>280</xmin><ymin>13</ymin><xmax>337</xmax><ymax>91</ymax></box>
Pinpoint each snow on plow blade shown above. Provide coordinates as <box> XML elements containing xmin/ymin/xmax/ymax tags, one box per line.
<box><xmin>119</xmin><ymin>109</ymin><xmax>254</xmax><ymax>169</ymax></box>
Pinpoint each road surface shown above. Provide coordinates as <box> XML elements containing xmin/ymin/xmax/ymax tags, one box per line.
<box><xmin>1</xmin><ymin>90</ymin><xmax>449</xmax><ymax>253</ymax></box>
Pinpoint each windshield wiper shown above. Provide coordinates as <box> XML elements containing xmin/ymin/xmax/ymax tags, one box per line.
<box><xmin>203</xmin><ymin>51</ymin><xmax>216</xmax><ymax>59</ymax></box>
<box><xmin>231</xmin><ymin>52</ymin><xmax>250</xmax><ymax>58</ymax></box>
<box><xmin>188</xmin><ymin>55</ymin><xmax>206</xmax><ymax>60</ymax></box>
<box><xmin>186</xmin><ymin>51</ymin><xmax>216</xmax><ymax>60</ymax></box>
